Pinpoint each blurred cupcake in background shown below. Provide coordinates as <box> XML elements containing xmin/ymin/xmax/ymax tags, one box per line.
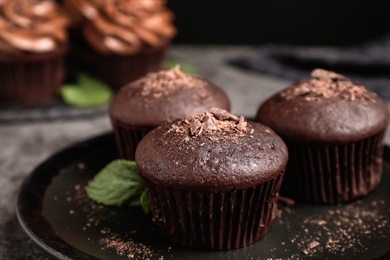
<box><xmin>0</xmin><ymin>0</ymin><xmax>69</xmax><ymax>102</ymax></box>
<box><xmin>63</xmin><ymin>0</ymin><xmax>176</xmax><ymax>89</ymax></box>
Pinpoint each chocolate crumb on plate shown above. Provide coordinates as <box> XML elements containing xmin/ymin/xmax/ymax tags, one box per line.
<box><xmin>302</xmin><ymin>241</ymin><xmax>320</xmax><ymax>255</ymax></box>
<box><xmin>278</xmin><ymin>196</ymin><xmax>296</xmax><ymax>206</ymax></box>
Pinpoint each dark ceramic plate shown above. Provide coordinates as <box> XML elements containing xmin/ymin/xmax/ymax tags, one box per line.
<box><xmin>16</xmin><ymin>133</ymin><xmax>390</xmax><ymax>260</ymax></box>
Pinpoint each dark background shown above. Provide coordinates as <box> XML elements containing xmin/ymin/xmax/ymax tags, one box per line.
<box><xmin>167</xmin><ymin>0</ymin><xmax>390</xmax><ymax>46</ymax></box>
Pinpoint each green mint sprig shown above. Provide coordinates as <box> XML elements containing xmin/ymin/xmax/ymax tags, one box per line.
<box><xmin>86</xmin><ymin>160</ymin><xmax>150</xmax><ymax>213</ymax></box>
<box><xmin>164</xmin><ymin>59</ymin><xmax>197</xmax><ymax>75</ymax></box>
<box><xmin>60</xmin><ymin>73</ymin><xmax>113</xmax><ymax>107</ymax></box>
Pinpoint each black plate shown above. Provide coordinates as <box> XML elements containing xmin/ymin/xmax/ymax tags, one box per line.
<box><xmin>16</xmin><ymin>133</ymin><xmax>390</xmax><ymax>260</ymax></box>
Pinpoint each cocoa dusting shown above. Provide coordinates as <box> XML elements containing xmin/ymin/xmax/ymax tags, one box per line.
<box><xmin>68</xmin><ymin>182</ymin><xmax>105</xmax><ymax>230</ymax></box>
<box><xmin>132</xmin><ymin>66</ymin><xmax>210</xmax><ymax>100</ymax></box>
<box><xmin>100</xmin><ymin>228</ymin><xmax>159</xmax><ymax>260</ymax></box>
<box><xmin>280</xmin><ymin>69</ymin><xmax>375</xmax><ymax>102</ymax></box>
<box><xmin>77</xmin><ymin>163</ymin><xmax>86</xmax><ymax>171</ymax></box>
<box><xmin>63</xmin><ymin>179</ymin><xmax>164</xmax><ymax>259</ymax></box>
<box><xmin>167</xmin><ymin>107</ymin><xmax>253</xmax><ymax>143</ymax></box>
<box><xmin>277</xmin><ymin>199</ymin><xmax>390</xmax><ymax>257</ymax></box>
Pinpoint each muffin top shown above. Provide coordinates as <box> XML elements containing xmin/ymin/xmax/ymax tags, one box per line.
<box><xmin>109</xmin><ymin>66</ymin><xmax>231</xmax><ymax>127</ymax></box>
<box><xmin>0</xmin><ymin>0</ymin><xmax>68</xmax><ymax>55</ymax></box>
<box><xmin>63</xmin><ymin>0</ymin><xmax>176</xmax><ymax>55</ymax></box>
<box><xmin>256</xmin><ymin>69</ymin><xmax>390</xmax><ymax>145</ymax></box>
<box><xmin>135</xmin><ymin>108</ymin><xmax>288</xmax><ymax>192</ymax></box>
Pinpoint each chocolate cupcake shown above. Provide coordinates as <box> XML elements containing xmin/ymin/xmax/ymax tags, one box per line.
<box><xmin>63</xmin><ymin>0</ymin><xmax>176</xmax><ymax>89</ymax></box>
<box><xmin>135</xmin><ymin>108</ymin><xmax>288</xmax><ymax>250</ymax></box>
<box><xmin>0</xmin><ymin>0</ymin><xmax>68</xmax><ymax>102</ymax></box>
<box><xmin>109</xmin><ymin>66</ymin><xmax>230</xmax><ymax>160</ymax></box>
<box><xmin>256</xmin><ymin>69</ymin><xmax>389</xmax><ymax>204</ymax></box>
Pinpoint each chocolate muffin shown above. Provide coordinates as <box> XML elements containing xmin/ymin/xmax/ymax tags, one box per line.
<box><xmin>256</xmin><ymin>69</ymin><xmax>389</xmax><ymax>204</ymax></box>
<box><xmin>135</xmin><ymin>108</ymin><xmax>288</xmax><ymax>250</ymax></box>
<box><xmin>0</xmin><ymin>0</ymin><xmax>68</xmax><ymax>102</ymax></box>
<box><xmin>109</xmin><ymin>66</ymin><xmax>230</xmax><ymax>160</ymax></box>
<box><xmin>63</xmin><ymin>0</ymin><xmax>176</xmax><ymax>89</ymax></box>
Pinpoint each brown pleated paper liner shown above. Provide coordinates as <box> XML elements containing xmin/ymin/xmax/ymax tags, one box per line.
<box><xmin>281</xmin><ymin>132</ymin><xmax>385</xmax><ymax>204</ymax></box>
<box><xmin>0</xmin><ymin>47</ymin><xmax>66</xmax><ymax>102</ymax></box>
<box><xmin>143</xmin><ymin>173</ymin><xmax>284</xmax><ymax>250</ymax></box>
<box><xmin>111</xmin><ymin>120</ymin><xmax>154</xmax><ymax>160</ymax></box>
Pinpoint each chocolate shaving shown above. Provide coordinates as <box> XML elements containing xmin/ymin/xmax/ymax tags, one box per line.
<box><xmin>167</xmin><ymin>108</ymin><xmax>253</xmax><ymax>142</ymax></box>
<box><xmin>278</xmin><ymin>196</ymin><xmax>295</xmax><ymax>206</ymax></box>
<box><xmin>280</xmin><ymin>69</ymin><xmax>376</xmax><ymax>102</ymax></box>
<box><xmin>302</xmin><ymin>241</ymin><xmax>320</xmax><ymax>254</ymax></box>
<box><xmin>311</xmin><ymin>69</ymin><xmax>348</xmax><ymax>81</ymax></box>
<box><xmin>278</xmin><ymin>199</ymin><xmax>390</xmax><ymax>257</ymax></box>
<box><xmin>209</xmin><ymin>107</ymin><xmax>239</xmax><ymax>121</ymax></box>
<box><xmin>133</xmin><ymin>66</ymin><xmax>210</xmax><ymax>101</ymax></box>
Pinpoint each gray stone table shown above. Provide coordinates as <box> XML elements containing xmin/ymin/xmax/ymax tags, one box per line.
<box><xmin>0</xmin><ymin>45</ymin><xmax>389</xmax><ymax>259</ymax></box>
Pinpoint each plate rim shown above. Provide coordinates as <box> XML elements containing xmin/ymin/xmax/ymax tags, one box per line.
<box><xmin>16</xmin><ymin>132</ymin><xmax>114</xmax><ymax>260</ymax></box>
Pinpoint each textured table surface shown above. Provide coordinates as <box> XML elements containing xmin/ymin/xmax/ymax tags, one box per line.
<box><xmin>0</xmin><ymin>45</ymin><xmax>389</xmax><ymax>259</ymax></box>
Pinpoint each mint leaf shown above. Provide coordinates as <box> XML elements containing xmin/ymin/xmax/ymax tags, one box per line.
<box><xmin>77</xmin><ymin>73</ymin><xmax>106</xmax><ymax>88</ymax></box>
<box><xmin>164</xmin><ymin>59</ymin><xmax>196</xmax><ymax>74</ymax></box>
<box><xmin>140</xmin><ymin>191</ymin><xmax>150</xmax><ymax>214</ymax></box>
<box><xmin>60</xmin><ymin>73</ymin><xmax>113</xmax><ymax>107</ymax></box>
<box><xmin>86</xmin><ymin>160</ymin><xmax>144</xmax><ymax>206</ymax></box>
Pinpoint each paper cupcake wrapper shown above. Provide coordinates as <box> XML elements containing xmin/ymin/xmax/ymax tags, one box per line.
<box><xmin>281</xmin><ymin>132</ymin><xmax>385</xmax><ymax>204</ymax></box>
<box><xmin>143</xmin><ymin>173</ymin><xmax>283</xmax><ymax>250</ymax></box>
<box><xmin>0</xmin><ymin>49</ymin><xmax>66</xmax><ymax>102</ymax></box>
<box><xmin>111</xmin><ymin>120</ymin><xmax>154</xmax><ymax>160</ymax></box>
<box><xmin>92</xmin><ymin>44</ymin><xmax>169</xmax><ymax>89</ymax></box>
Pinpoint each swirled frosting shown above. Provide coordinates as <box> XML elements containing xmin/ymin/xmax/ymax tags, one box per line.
<box><xmin>64</xmin><ymin>0</ymin><xmax>176</xmax><ymax>55</ymax></box>
<box><xmin>0</xmin><ymin>0</ymin><xmax>68</xmax><ymax>54</ymax></box>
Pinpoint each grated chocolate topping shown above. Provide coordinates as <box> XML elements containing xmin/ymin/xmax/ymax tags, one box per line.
<box><xmin>130</xmin><ymin>66</ymin><xmax>210</xmax><ymax>100</ymax></box>
<box><xmin>280</xmin><ymin>69</ymin><xmax>376</xmax><ymax>102</ymax></box>
<box><xmin>167</xmin><ymin>108</ymin><xmax>253</xmax><ymax>143</ymax></box>
<box><xmin>275</xmin><ymin>199</ymin><xmax>389</xmax><ymax>258</ymax></box>
<box><xmin>99</xmin><ymin>228</ymin><xmax>160</xmax><ymax>259</ymax></box>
